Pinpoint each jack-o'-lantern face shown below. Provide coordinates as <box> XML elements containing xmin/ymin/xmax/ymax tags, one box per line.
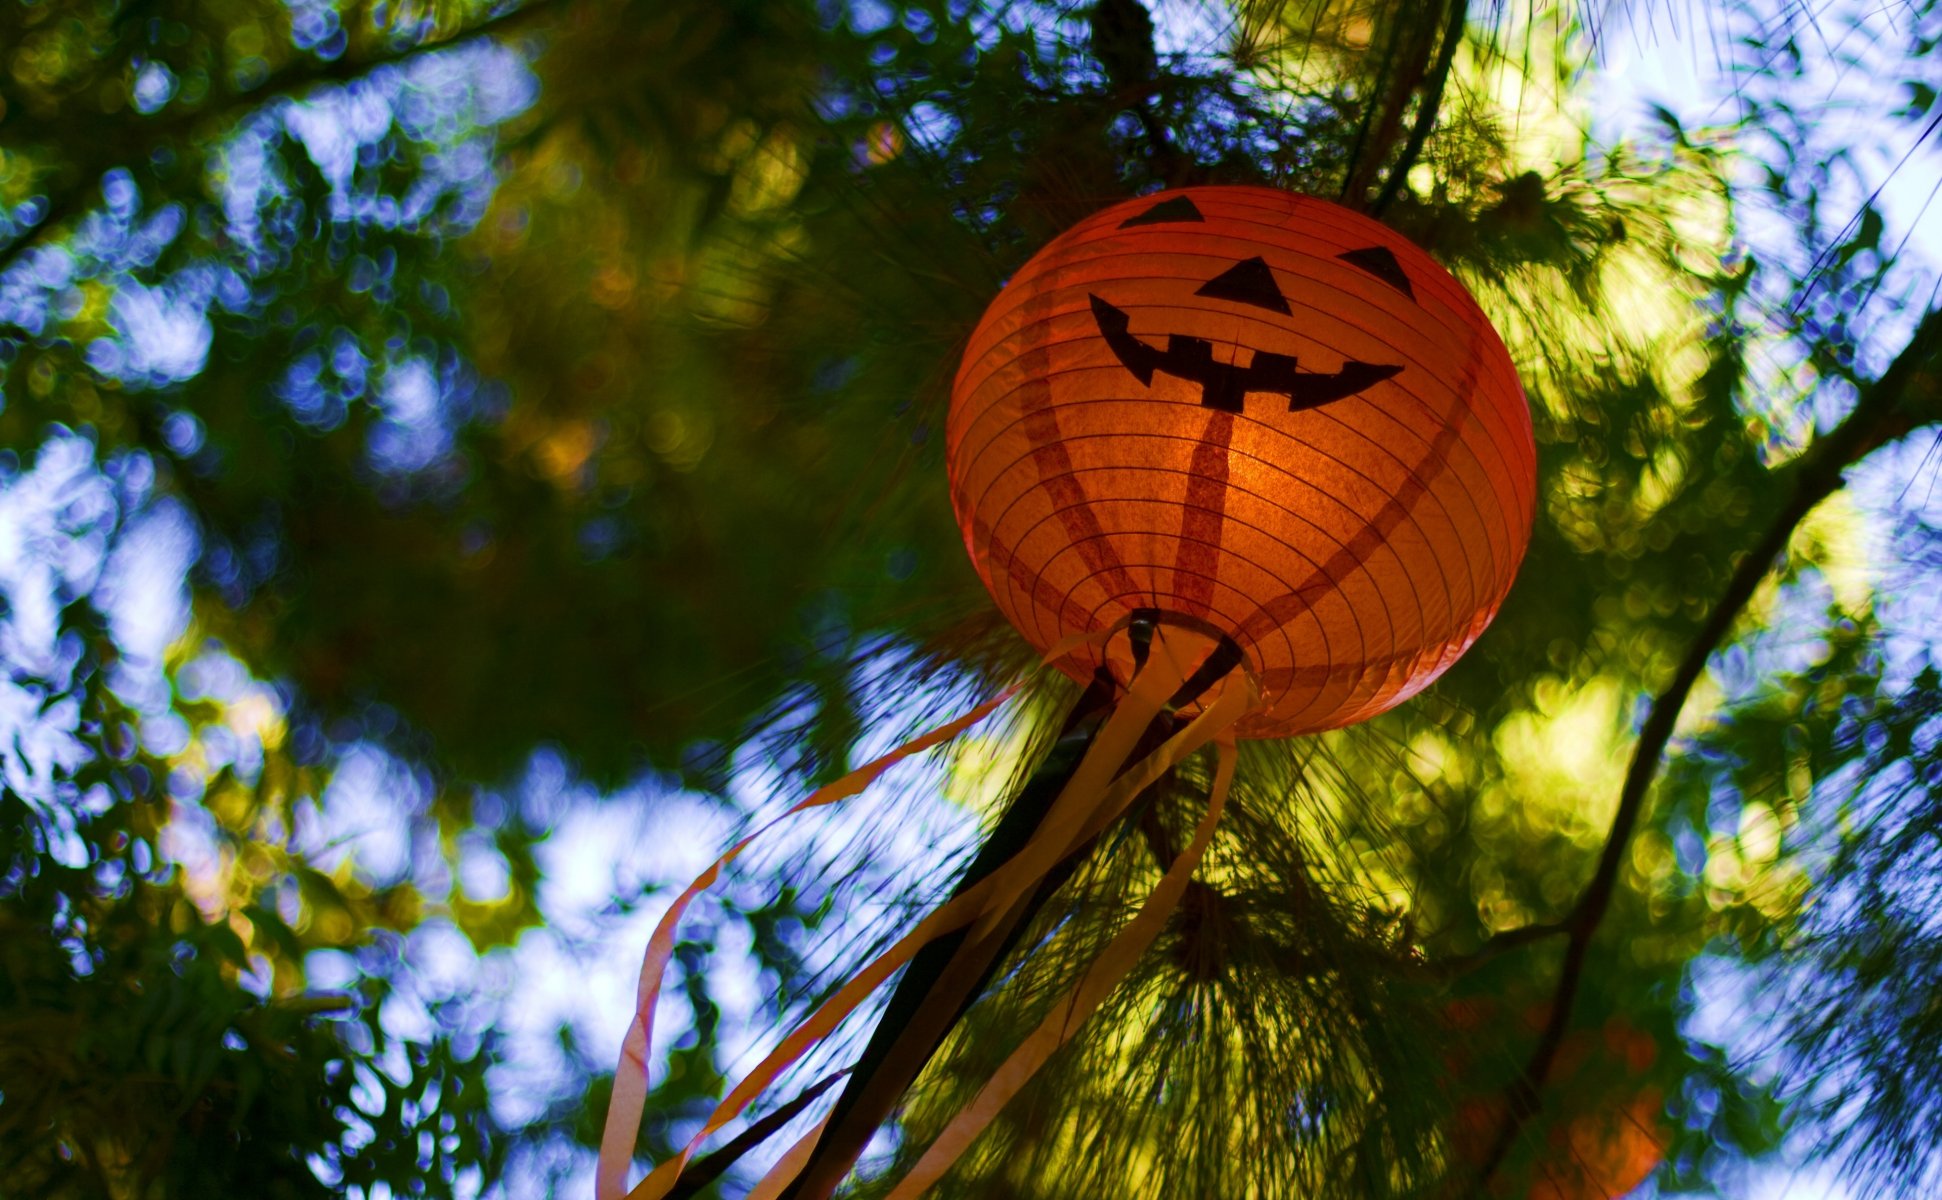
<box><xmin>1088</xmin><ymin>195</ymin><xmax>1413</xmax><ymax>415</ymax></box>
<box><xmin>948</xmin><ymin>186</ymin><xmax>1536</xmax><ymax>739</ymax></box>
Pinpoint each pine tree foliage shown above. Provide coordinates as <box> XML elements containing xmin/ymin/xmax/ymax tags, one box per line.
<box><xmin>1757</xmin><ymin>662</ymin><xmax>1942</xmax><ymax>1198</ymax></box>
<box><xmin>2</xmin><ymin>0</ymin><xmax>1941</xmax><ymax>1197</ymax></box>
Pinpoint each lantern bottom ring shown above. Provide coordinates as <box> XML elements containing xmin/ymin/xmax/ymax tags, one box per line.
<box><xmin>1100</xmin><ymin>608</ymin><xmax>1259</xmax><ymax>719</ymax></box>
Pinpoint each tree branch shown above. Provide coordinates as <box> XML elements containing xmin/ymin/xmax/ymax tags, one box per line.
<box><xmin>222</xmin><ymin>0</ymin><xmax>561</xmax><ymax>123</ymax></box>
<box><xmin>1340</xmin><ymin>2</ymin><xmax>1448</xmax><ymax>209</ymax></box>
<box><xmin>1428</xmin><ymin>918</ymin><xmax>1568</xmax><ymax>978</ymax></box>
<box><xmin>0</xmin><ymin>0</ymin><xmax>562</xmax><ymax>289</ymax></box>
<box><xmin>1468</xmin><ymin>307</ymin><xmax>1942</xmax><ymax>1194</ymax></box>
<box><xmin>1370</xmin><ymin>0</ymin><xmax>1466</xmax><ymax>216</ymax></box>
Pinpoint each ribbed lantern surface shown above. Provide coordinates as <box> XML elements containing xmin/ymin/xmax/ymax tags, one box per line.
<box><xmin>948</xmin><ymin>186</ymin><xmax>1536</xmax><ymax>738</ymax></box>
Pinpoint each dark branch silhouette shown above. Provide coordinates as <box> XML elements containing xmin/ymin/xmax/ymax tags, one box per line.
<box><xmin>1371</xmin><ymin>0</ymin><xmax>1468</xmax><ymax>216</ymax></box>
<box><xmin>1467</xmin><ymin>306</ymin><xmax>1942</xmax><ymax>1194</ymax></box>
<box><xmin>0</xmin><ymin>0</ymin><xmax>560</xmax><ymax>287</ymax></box>
<box><xmin>1339</xmin><ymin>0</ymin><xmax>1447</xmax><ymax>209</ymax></box>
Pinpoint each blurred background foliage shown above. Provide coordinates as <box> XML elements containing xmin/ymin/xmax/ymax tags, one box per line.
<box><xmin>2</xmin><ymin>0</ymin><xmax>1941</xmax><ymax>1196</ymax></box>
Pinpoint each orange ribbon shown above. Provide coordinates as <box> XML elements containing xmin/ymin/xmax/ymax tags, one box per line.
<box><xmin>602</xmin><ymin>627</ymin><xmax>1253</xmax><ymax>1200</ymax></box>
<box><xmin>757</xmin><ymin>667</ymin><xmax>1256</xmax><ymax>1199</ymax></box>
<box><xmin>596</xmin><ymin>685</ymin><xmax>1022</xmax><ymax>1200</ymax></box>
<box><xmin>883</xmin><ymin>727</ymin><xmax>1242</xmax><ymax>1198</ymax></box>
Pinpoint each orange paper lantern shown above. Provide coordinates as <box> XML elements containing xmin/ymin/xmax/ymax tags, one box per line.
<box><xmin>604</xmin><ymin>188</ymin><xmax>1540</xmax><ymax>1200</ymax></box>
<box><xmin>949</xmin><ymin>185</ymin><xmax>1536</xmax><ymax>736</ymax></box>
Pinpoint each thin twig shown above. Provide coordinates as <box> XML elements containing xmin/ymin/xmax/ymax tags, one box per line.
<box><xmin>1468</xmin><ymin>307</ymin><xmax>1942</xmax><ymax>1193</ymax></box>
<box><xmin>1428</xmin><ymin>918</ymin><xmax>1568</xmax><ymax>978</ymax></box>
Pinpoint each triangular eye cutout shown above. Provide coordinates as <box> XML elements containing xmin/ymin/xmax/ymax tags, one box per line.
<box><xmin>1119</xmin><ymin>195</ymin><xmax>1205</xmax><ymax>228</ymax></box>
<box><xmin>1194</xmin><ymin>256</ymin><xmax>1290</xmax><ymax>315</ymax></box>
<box><xmin>1336</xmin><ymin>245</ymin><xmax>1414</xmax><ymax>299</ymax></box>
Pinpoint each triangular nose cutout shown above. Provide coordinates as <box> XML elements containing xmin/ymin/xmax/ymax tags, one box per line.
<box><xmin>1194</xmin><ymin>256</ymin><xmax>1290</xmax><ymax>315</ymax></box>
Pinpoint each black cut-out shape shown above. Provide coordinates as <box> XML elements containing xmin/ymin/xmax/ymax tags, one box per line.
<box><xmin>1193</xmin><ymin>256</ymin><xmax>1291</xmax><ymax>315</ymax></box>
<box><xmin>1090</xmin><ymin>293</ymin><xmax>1402</xmax><ymax>414</ymax></box>
<box><xmin>1336</xmin><ymin>245</ymin><xmax>1414</xmax><ymax>299</ymax></box>
<box><xmin>1119</xmin><ymin>195</ymin><xmax>1205</xmax><ymax>228</ymax></box>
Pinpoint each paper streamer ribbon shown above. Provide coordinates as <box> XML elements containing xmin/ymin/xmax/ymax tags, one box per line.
<box><xmin>758</xmin><ymin>629</ymin><xmax>1210</xmax><ymax>1200</ymax></box>
<box><xmin>744</xmin><ymin>1112</ymin><xmax>831</xmax><ymax>1200</ymax></box>
<box><xmin>597</xmin><ymin>686</ymin><xmax>1020</xmax><ymax>1200</ymax></box>
<box><xmin>603</xmin><ymin>626</ymin><xmax>1252</xmax><ymax>1200</ymax></box>
<box><xmin>629</xmin><ymin>676</ymin><xmax>1222</xmax><ymax>1199</ymax></box>
<box><xmin>758</xmin><ymin>660</ymin><xmax>1255</xmax><ymax>1200</ymax></box>
<box><xmin>883</xmin><ymin>728</ymin><xmax>1242</xmax><ymax>1198</ymax></box>
<box><xmin>600</xmin><ymin>630</ymin><xmax>1119</xmax><ymax>1200</ymax></box>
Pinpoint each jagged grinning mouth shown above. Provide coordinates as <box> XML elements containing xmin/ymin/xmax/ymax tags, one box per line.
<box><xmin>1088</xmin><ymin>293</ymin><xmax>1403</xmax><ymax>414</ymax></box>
